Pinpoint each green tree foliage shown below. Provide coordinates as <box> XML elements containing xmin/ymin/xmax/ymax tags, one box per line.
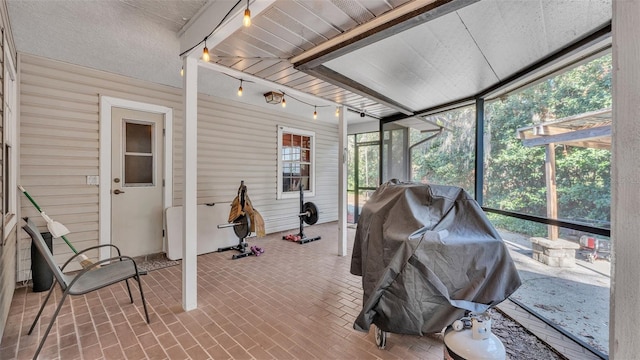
<box><xmin>485</xmin><ymin>54</ymin><xmax>611</xmax><ymax>232</ymax></box>
<box><xmin>406</xmin><ymin>54</ymin><xmax>611</xmax><ymax>234</ymax></box>
<box><xmin>366</xmin><ymin>55</ymin><xmax>611</xmax><ymax>235</ymax></box>
<box><xmin>348</xmin><ymin>132</ymin><xmax>381</xmax><ymax>191</ymax></box>
<box><xmin>410</xmin><ymin>107</ymin><xmax>476</xmax><ymax>194</ymax></box>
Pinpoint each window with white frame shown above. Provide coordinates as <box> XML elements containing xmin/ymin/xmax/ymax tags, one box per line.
<box><xmin>277</xmin><ymin>126</ymin><xmax>315</xmax><ymax>199</ymax></box>
<box><xmin>4</xmin><ymin>41</ymin><xmax>17</xmax><ymax>237</ymax></box>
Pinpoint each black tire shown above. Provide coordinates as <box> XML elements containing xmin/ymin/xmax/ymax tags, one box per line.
<box><xmin>374</xmin><ymin>325</ymin><xmax>387</xmax><ymax>349</ymax></box>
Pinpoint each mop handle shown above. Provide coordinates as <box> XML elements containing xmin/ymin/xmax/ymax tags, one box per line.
<box><xmin>18</xmin><ymin>185</ymin><xmax>79</xmax><ymax>254</ymax></box>
<box><xmin>60</xmin><ymin>234</ymin><xmax>79</xmax><ymax>254</ymax></box>
<box><xmin>18</xmin><ymin>185</ymin><xmax>43</xmax><ymax>213</ymax></box>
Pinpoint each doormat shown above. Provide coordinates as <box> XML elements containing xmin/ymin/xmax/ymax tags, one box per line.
<box><xmin>134</xmin><ymin>253</ymin><xmax>180</xmax><ymax>272</ymax></box>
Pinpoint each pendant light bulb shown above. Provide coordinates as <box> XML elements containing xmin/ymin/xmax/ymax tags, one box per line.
<box><xmin>243</xmin><ymin>0</ymin><xmax>251</xmax><ymax>27</ymax></box>
<box><xmin>243</xmin><ymin>9</ymin><xmax>251</xmax><ymax>27</ymax></box>
<box><xmin>180</xmin><ymin>66</ymin><xmax>184</xmax><ymax>77</ymax></box>
<box><xmin>335</xmin><ymin>107</ymin><xmax>339</xmax><ymax>117</ymax></box>
<box><xmin>238</xmin><ymin>80</ymin><xmax>243</xmax><ymax>96</ymax></box>
<box><xmin>281</xmin><ymin>96</ymin><xmax>286</xmax><ymax>108</ymax></box>
<box><xmin>202</xmin><ymin>44</ymin><xmax>210</xmax><ymax>62</ymax></box>
<box><xmin>313</xmin><ymin>106</ymin><xmax>317</xmax><ymax>120</ymax></box>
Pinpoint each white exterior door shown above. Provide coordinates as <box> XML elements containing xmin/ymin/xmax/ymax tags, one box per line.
<box><xmin>111</xmin><ymin>107</ymin><xmax>164</xmax><ymax>257</ymax></box>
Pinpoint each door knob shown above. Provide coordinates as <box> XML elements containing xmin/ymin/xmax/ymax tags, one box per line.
<box><xmin>113</xmin><ymin>189</ymin><xmax>125</xmax><ymax>195</ymax></box>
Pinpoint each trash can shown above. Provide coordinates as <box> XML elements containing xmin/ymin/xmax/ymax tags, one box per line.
<box><xmin>31</xmin><ymin>231</ymin><xmax>53</xmax><ymax>292</ymax></box>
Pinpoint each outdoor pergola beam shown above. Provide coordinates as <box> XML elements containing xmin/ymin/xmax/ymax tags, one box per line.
<box><xmin>533</xmin><ymin>125</ymin><xmax>573</xmax><ymax>136</ymax></box>
<box><xmin>566</xmin><ymin>141</ymin><xmax>611</xmax><ymax>150</ymax></box>
<box><xmin>521</xmin><ymin>125</ymin><xmax>611</xmax><ymax>147</ymax></box>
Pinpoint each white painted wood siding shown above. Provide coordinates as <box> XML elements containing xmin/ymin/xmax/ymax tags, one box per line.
<box><xmin>18</xmin><ymin>54</ymin><xmax>338</xmax><ymax>280</ymax></box>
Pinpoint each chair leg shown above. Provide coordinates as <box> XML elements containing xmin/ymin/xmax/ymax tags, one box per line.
<box><xmin>28</xmin><ymin>281</ymin><xmax>57</xmax><ymax>335</ymax></box>
<box><xmin>32</xmin><ymin>291</ymin><xmax>69</xmax><ymax>360</ymax></box>
<box><xmin>135</xmin><ymin>276</ymin><xmax>150</xmax><ymax>323</ymax></box>
<box><xmin>125</xmin><ymin>279</ymin><xmax>134</xmax><ymax>303</ymax></box>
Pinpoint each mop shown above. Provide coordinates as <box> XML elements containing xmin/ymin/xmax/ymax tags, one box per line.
<box><xmin>19</xmin><ymin>185</ymin><xmax>95</xmax><ymax>268</ymax></box>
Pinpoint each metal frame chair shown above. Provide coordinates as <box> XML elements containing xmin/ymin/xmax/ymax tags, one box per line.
<box><xmin>22</xmin><ymin>217</ymin><xmax>150</xmax><ymax>359</ymax></box>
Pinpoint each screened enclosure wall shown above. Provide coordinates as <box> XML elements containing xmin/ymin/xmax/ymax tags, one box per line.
<box><xmin>377</xmin><ymin>53</ymin><xmax>612</xmax><ymax>356</ymax></box>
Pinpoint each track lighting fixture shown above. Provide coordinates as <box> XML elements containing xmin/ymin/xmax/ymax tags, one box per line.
<box><xmin>243</xmin><ymin>0</ymin><xmax>251</xmax><ymax>27</ymax></box>
<box><xmin>238</xmin><ymin>80</ymin><xmax>243</xmax><ymax>96</ymax></box>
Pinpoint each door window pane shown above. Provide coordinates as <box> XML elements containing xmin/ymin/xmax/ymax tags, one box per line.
<box><xmin>124</xmin><ymin>121</ymin><xmax>154</xmax><ymax>185</ymax></box>
<box><xmin>125</xmin><ymin>155</ymin><xmax>153</xmax><ymax>184</ymax></box>
<box><xmin>126</xmin><ymin>123</ymin><xmax>152</xmax><ymax>153</ymax></box>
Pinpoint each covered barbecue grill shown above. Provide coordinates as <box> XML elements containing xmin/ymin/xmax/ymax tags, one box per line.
<box><xmin>350</xmin><ymin>180</ymin><xmax>521</xmax><ymax>336</ymax></box>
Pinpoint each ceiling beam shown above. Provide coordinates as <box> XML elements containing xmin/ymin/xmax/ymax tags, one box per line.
<box><xmin>291</xmin><ymin>0</ymin><xmax>479</xmax><ymax>70</ymax></box>
<box><xmin>305</xmin><ymin>65</ymin><xmax>414</xmax><ymax>115</ymax></box>
<box><xmin>179</xmin><ymin>0</ymin><xmax>277</xmax><ymax>58</ymax></box>
<box><xmin>199</xmin><ymin>61</ymin><xmax>338</xmax><ymax>107</ymax></box>
<box><xmin>382</xmin><ymin>96</ymin><xmax>476</xmax><ymax>123</ymax></box>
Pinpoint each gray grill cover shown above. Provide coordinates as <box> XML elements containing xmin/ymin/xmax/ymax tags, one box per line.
<box><xmin>351</xmin><ymin>181</ymin><xmax>521</xmax><ymax>335</ymax></box>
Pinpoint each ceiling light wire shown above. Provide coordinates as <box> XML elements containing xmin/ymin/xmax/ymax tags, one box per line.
<box><xmin>275</xmin><ymin>90</ymin><xmax>330</xmax><ymax>119</ymax></box>
<box><xmin>179</xmin><ymin>0</ymin><xmax>243</xmax><ymax>58</ymax></box>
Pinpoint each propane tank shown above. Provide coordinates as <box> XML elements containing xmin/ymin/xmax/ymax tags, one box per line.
<box><xmin>443</xmin><ymin>312</ymin><xmax>506</xmax><ymax>360</ymax></box>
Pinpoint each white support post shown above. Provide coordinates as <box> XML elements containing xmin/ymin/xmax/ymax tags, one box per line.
<box><xmin>610</xmin><ymin>0</ymin><xmax>640</xmax><ymax>357</ymax></box>
<box><xmin>182</xmin><ymin>56</ymin><xmax>198</xmax><ymax>311</ymax></box>
<box><xmin>338</xmin><ymin>106</ymin><xmax>348</xmax><ymax>256</ymax></box>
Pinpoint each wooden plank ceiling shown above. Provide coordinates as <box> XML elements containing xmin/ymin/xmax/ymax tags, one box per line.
<box><xmin>206</xmin><ymin>0</ymin><xmax>612</xmax><ymax>122</ymax></box>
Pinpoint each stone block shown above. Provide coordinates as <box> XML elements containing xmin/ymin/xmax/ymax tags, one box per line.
<box><xmin>529</xmin><ymin>237</ymin><xmax>579</xmax><ymax>267</ymax></box>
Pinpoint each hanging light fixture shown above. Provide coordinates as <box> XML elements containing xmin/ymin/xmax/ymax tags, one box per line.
<box><xmin>313</xmin><ymin>106</ymin><xmax>318</xmax><ymax>120</ymax></box>
<box><xmin>281</xmin><ymin>95</ymin><xmax>286</xmax><ymax>108</ymax></box>
<box><xmin>264</xmin><ymin>91</ymin><xmax>284</xmax><ymax>104</ymax></box>
<box><xmin>243</xmin><ymin>0</ymin><xmax>251</xmax><ymax>27</ymax></box>
<box><xmin>180</xmin><ymin>66</ymin><xmax>184</xmax><ymax>77</ymax></box>
<box><xmin>335</xmin><ymin>107</ymin><xmax>340</xmax><ymax>117</ymax></box>
<box><xmin>237</xmin><ymin>79</ymin><xmax>243</xmax><ymax>96</ymax></box>
<box><xmin>202</xmin><ymin>37</ymin><xmax>210</xmax><ymax>62</ymax></box>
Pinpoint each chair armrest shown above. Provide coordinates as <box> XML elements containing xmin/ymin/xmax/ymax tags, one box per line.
<box><xmin>61</xmin><ymin>244</ymin><xmax>124</xmax><ymax>270</ymax></box>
